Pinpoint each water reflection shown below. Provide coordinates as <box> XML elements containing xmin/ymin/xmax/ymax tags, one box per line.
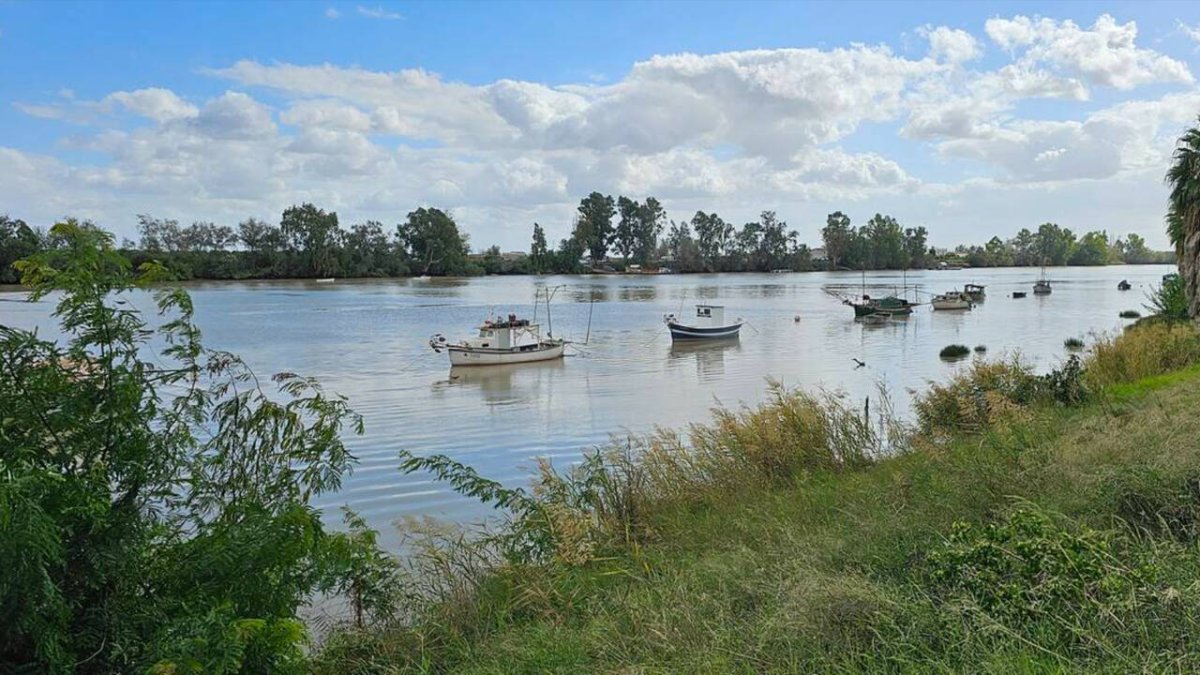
<box><xmin>436</xmin><ymin>360</ymin><xmax>566</xmax><ymax>406</ymax></box>
<box><xmin>668</xmin><ymin>338</ymin><xmax>741</xmax><ymax>380</ymax></box>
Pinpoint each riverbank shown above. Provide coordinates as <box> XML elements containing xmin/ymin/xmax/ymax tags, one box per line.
<box><xmin>316</xmin><ymin>322</ymin><xmax>1200</xmax><ymax>672</ymax></box>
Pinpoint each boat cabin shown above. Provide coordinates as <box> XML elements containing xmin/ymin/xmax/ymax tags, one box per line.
<box><xmin>692</xmin><ymin>304</ymin><xmax>726</xmax><ymax>327</ymax></box>
<box><xmin>468</xmin><ymin>314</ymin><xmax>539</xmax><ymax>350</ymax></box>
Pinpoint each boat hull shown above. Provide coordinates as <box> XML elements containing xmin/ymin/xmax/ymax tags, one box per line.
<box><xmin>447</xmin><ymin>342</ymin><xmax>565</xmax><ymax>366</ymax></box>
<box><xmin>932</xmin><ymin>301</ymin><xmax>971</xmax><ymax>310</ymax></box>
<box><xmin>667</xmin><ymin>322</ymin><xmax>742</xmax><ymax>340</ymax></box>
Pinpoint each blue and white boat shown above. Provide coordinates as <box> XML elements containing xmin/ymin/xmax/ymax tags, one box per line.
<box><xmin>664</xmin><ymin>304</ymin><xmax>743</xmax><ymax>341</ymax></box>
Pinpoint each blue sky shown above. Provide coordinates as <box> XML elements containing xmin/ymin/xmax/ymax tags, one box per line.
<box><xmin>3</xmin><ymin>1</ymin><xmax>1200</xmax><ymax>249</ymax></box>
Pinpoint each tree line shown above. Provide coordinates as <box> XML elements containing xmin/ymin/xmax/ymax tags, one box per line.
<box><xmin>0</xmin><ymin>201</ymin><xmax>1173</xmax><ymax>284</ymax></box>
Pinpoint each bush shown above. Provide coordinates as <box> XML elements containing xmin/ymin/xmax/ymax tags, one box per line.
<box><xmin>915</xmin><ymin>358</ymin><xmax>1040</xmax><ymax>435</ymax></box>
<box><xmin>1146</xmin><ymin>273</ymin><xmax>1190</xmax><ymax>321</ymax></box>
<box><xmin>1064</xmin><ymin>337</ymin><xmax>1084</xmax><ymax>350</ymax></box>
<box><xmin>1120</xmin><ymin>309</ymin><xmax>1142</xmax><ymax>319</ymax></box>
<box><xmin>974</xmin><ymin>345</ymin><xmax>987</xmax><ymax>353</ymax></box>
<box><xmin>0</xmin><ymin>223</ymin><xmax>398</xmax><ymax>672</ymax></box>
<box><xmin>939</xmin><ymin>344</ymin><xmax>970</xmax><ymax>359</ymax></box>
<box><xmin>1086</xmin><ymin>323</ymin><xmax>1200</xmax><ymax>388</ymax></box>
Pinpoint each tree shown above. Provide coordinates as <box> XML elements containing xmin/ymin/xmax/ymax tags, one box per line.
<box><xmin>821</xmin><ymin>211</ymin><xmax>853</xmax><ymax>270</ymax></box>
<box><xmin>984</xmin><ymin>236</ymin><xmax>1014</xmax><ymax>266</ymax></box>
<box><xmin>1011</xmin><ymin>228</ymin><xmax>1037</xmax><ymax>266</ymax></box>
<box><xmin>1167</xmin><ymin>119</ymin><xmax>1200</xmax><ymax>324</ymax></box>
<box><xmin>636</xmin><ymin>197</ymin><xmax>666</xmax><ymax>264</ymax></box>
<box><xmin>903</xmin><ymin>226</ymin><xmax>928</xmax><ymax>269</ymax></box>
<box><xmin>530</xmin><ymin>223</ymin><xmax>550</xmax><ymax>274</ymax></box>
<box><xmin>239</xmin><ymin>217</ymin><xmax>284</xmax><ymax>276</ymax></box>
<box><xmin>280</xmin><ymin>203</ymin><xmax>341</xmax><ymax>277</ymax></box>
<box><xmin>343</xmin><ymin>221</ymin><xmax>401</xmax><ymax>277</ymax></box>
<box><xmin>574</xmin><ymin>192</ymin><xmax>615</xmax><ymax>262</ymax></box>
<box><xmin>663</xmin><ymin>219</ymin><xmax>701</xmax><ymax>272</ymax></box>
<box><xmin>692</xmin><ymin>211</ymin><xmax>731</xmax><ymax>271</ymax></box>
<box><xmin>1122</xmin><ymin>233</ymin><xmax>1151</xmax><ymax>264</ymax></box>
<box><xmin>0</xmin><ymin>215</ymin><xmax>41</xmax><ymax>284</ymax></box>
<box><xmin>1070</xmin><ymin>230</ymin><xmax>1111</xmax><ymax>266</ymax></box>
<box><xmin>1</xmin><ymin>222</ymin><xmax>398</xmax><ymax>672</ymax></box>
<box><xmin>1034</xmin><ymin>222</ymin><xmax>1076</xmax><ymax>266</ymax></box>
<box><xmin>863</xmin><ymin>214</ymin><xmax>906</xmax><ymax>269</ymax></box>
<box><xmin>613</xmin><ymin>196</ymin><xmax>641</xmax><ymax>262</ymax></box>
<box><xmin>397</xmin><ymin>207</ymin><xmax>469</xmax><ymax>276</ymax></box>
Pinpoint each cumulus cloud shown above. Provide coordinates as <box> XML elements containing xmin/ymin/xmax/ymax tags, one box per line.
<box><xmin>984</xmin><ymin>14</ymin><xmax>1192</xmax><ymax>90</ymax></box>
<box><xmin>105</xmin><ymin>88</ymin><xmax>198</xmax><ymax>122</ymax></box>
<box><xmin>922</xmin><ymin>26</ymin><xmax>982</xmax><ymax>64</ymax></box>
<box><xmin>5</xmin><ymin>11</ymin><xmax>1195</xmax><ymax>249</ymax></box>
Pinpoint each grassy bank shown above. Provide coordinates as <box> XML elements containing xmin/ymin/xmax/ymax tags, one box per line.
<box><xmin>318</xmin><ymin>323</ymin><xmax>1200</xmax><ymax>673</ymax></box>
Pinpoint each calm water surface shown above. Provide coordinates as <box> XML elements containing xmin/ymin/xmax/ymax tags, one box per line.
<box><xmin>0</xmin><ymin>266</ymin><xmax>1174</xmax><ymax>546</ymax></box>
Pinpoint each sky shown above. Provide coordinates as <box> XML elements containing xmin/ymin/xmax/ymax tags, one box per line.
<box><xmin>3</xmin><ymin>1</ymin><xmax>1200</xmax><ymax>250</ymax></box>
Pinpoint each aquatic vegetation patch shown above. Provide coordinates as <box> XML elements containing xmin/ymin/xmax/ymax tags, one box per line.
<box><xmin>1064</xmin><ymin>337</ymin><xmax>1085</xmax><ymax>350</ymax></box>
<box><xmin>1120</xmin><ymin>309</ymin><xmax>1142</xmax><ymax>319</ymax></box>
<box><xmin>939</xmin><ymin>344</ymin><xmax>970</xmax><ymax>359</ymax></box>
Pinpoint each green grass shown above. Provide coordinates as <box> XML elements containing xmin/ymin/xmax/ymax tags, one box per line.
<box><xmin>316</xmin><ymin>326</ymin><xmax>1200</xmax><ymax>673</ymax></box>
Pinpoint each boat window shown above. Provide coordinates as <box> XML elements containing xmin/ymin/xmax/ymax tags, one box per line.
<box><xmin>697</xmin><ymin>307</ymin><xmax>711</xmax><ymax>317</ymax></box>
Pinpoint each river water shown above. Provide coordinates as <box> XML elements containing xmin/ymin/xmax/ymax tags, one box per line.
<box><xmin>0</xmin><ymin>265</ymin><xmax>1175</xmax><ymax>544</ymax></box>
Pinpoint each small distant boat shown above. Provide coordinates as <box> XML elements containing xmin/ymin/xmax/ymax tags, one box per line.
<box><xmin>931</xmin><ymin>291</ymin><xmax>972</xmax><ymax>310</ymax></box>
<box><xmin>1117</xmin><ymin>280</ymin><xmax>1131</xmax><ymax>291</ymax></box>
<box><xmin>315</xmin><ymin>277</ymin><xmax>336</xmax><ymax>284</ymax></box>
<box><xmin>664</xmin><ymin>304</ymin><xmax>743</xmax><ymax>340</ymax></box>
<box><xmin>771</xmin><ymin>269</ymin><xmax>791</xmax><ymax>274</ymax></box>
<box><xmin>430</xmin><ymin>313</ymin><xmax>564</xmax><ymax>366</ymax></box>
<box><xmin>1033</xmin><ymin>266</ymin><xmax>1052</xmax><ymax>295</ymax></box>
<box><xmin>964</xmin><ymin>283</ymin><xmax>986</xmax><ymax>301</ymax></box>
<box><xmin>937</xmin><ymin>261</ymin><xmax>964</xmax><ymax>271</ymax></box>
<box><xmin>1012</xmin><ymin>291</ymin><xmax>1027</xmax><ymax>299</ymax></box>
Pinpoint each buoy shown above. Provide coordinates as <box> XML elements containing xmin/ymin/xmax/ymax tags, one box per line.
<box><xmin>793</xmin><ymin>315</ymin><xmax>801</xmax><ymax>322</ymax></box>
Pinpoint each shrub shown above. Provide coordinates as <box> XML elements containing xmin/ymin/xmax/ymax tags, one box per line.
<box><xmin>926</xmin><ymin>509</ymin><xmax>1180</xmax><ymax>639</ymax></box>
<box><xmin>1064</xmin><ymin>337</ymin><xmax>1084</xmax><ymax>350</ymax></box>
<box><xmin>1120</xmin><ymin>309</ymin><xmax>1142</xmax><ymax>319</ymax></box>
<box><xmin>939</xmin><ymin>344</ymin><xmax>970</xmax><ymax>359</ymax></box>
<box><xmin>1086</xmin><ymin>323</ymin><xmax>1200</xmax><ymax>388</ymax></box>
<box><xmin>1145</xmin><ymin>273</ymin><xmax>1190</xmax><ymax>321</ymax></box>
<box><xmin>915</xmin><ymin>358</ymin><xmax>1040</xmax><ymax>435</ymax></box>
<box><xmin>974</xmin><ymin>345</ymin><xmax>987</xmax><ymax>353</ymax></box>
<box><xmin>0</xmin><ymin>223</ymin><xmax>398</xmax><ymax>672</ymax></box>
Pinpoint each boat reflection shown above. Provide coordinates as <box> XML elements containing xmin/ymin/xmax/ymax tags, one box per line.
<box><xmin>668</xmin><ymin>338</ymin><xmax>742</xmax><ymax>380</ymax></box>
<box><xmin>437</xmin><ymin>360</ymin><xmax>567</xmax><ymax>406</ymax></box>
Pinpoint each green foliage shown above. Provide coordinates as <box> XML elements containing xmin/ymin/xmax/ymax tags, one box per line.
<box><xmin>927</xmin><ymin>509</ymin><xmax>1165</xmax><ymax>626</ymax></box>
<box><xmin>397</xmin><ymin>207</ymin><xmax>469</xmax><ymax>276</ymax></box>
<box><xmin>1064</xmin><ymin>336</ymin><xmax>1085</xmax><ymax>349</ymax></box>
<box><xmin>1146</xmin><ymin>274</ymin><xmax>1190</xmax><ymax>321</ymax></box>
<box><xmin>939</xmin><ymin>344</ymin><xmax>970</xmax><ymax>359</ymax></box>
<box><xmin>573</xmin><ymin>192</ymin><xmax>616</xmax><ymax>262</ymax></box>
<box><xmin>0</xmin><ymin>222</ymin><xmax>398</xmax><ymax>672</ymax></box>
<box><xmin>1120</xmin><ymin>309</ymin><xmax>1142</xmax><ymax>318</ymax></box>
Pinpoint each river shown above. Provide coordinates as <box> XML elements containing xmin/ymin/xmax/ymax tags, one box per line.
<box><xmin>0</xmin><ymin>265</ymin><xmax>1175</xmax><ymax>545</ymax></box>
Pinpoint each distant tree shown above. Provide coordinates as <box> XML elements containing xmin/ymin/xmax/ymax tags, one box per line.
<box><xmin>530</xmin><ymin>222</ymin><xmax>550</xmax><ymax>274</ymax></box>
<box><xmin>1121</xmin><ymin>233</ymin><xmax>1151</xmax><ymax>264</ymax></box>
<box><xmin>1034</xmin><ymin>222</ymin><xmax>1076</xmax><ymax>266</ymax></box>
<box><xmin>238</xmin><ymin>217</ymin><xmax>284</xmax><ymax>276</ymax></box>
<box><xmin>692</xmin><ymin>211</ymin><xmax>731</xmax><ymax>271</ymax></box>
<box><xmin>343</xmin><ymin>221</ymin><xmax>400</xmax><ymax>276</ymax></box>
<box><xmin>984</xmin><ymin>236</ymin><xmax>1014</xmax><ymax>266</ymax></box>
<box><xmin>864</xmin><ymin>214</ymin><xmax>906</xmax><ymax>269</ymax></box>
<box><xmin>636</xmin><ymin>197</ymin><xmax>666</xmax><ymax>264</ymax></box>
<box><xmin>281</xmin><ymin>203</ymin><xmax>341</xmax><ymax>277</ymax></box>
<box><xmin>0</xmin><ymin>215</ymin><xmax>41</xmax><ymax>284</ymax></box>
<box><xmin>1070</xmin><ymin>230</ymin><xmax>1111</xmax><ymax>266</ymax></box>
<box><xmin>397</xmin><ymin>207</ymin><xmax>469</xmax><ymax>276</ymax></box>
<box><xmin>903</xmin><ymin>226</ymin><xmax>928</xmax><ymax>269</ymax></box>
<box><xmin>821</xmin><ymin>211</ymin><xmax>853</xmax><ymax>269</ymax></box>
<box><xmin>574</xmin><ymin>192</ymin><xmax>615</xmax><ymax>262</ymax></box>
<box><xmin>1011</xmin><ymin>227</ymin><xmax>1037</xmax><ymax>266</ymax></box>
<box><xmin>613</xmin><ymin>196</ymin><xmax>641</xmax><ymax>262</ymax></box>
<box><xmin>554</xmin><ymin>236</ymin><xmax>585</xmax><ymax>274</ymax></box>
<box><xmin>663</xmin><ymin>219</ymin><xmax>701</xmax><ymax>271</ymax></box>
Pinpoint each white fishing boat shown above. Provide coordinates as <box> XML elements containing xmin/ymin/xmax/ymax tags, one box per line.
<box><xmin>430</xmin><ymin>314</ymin><xmax>564</xmax><ymax>366</ymax></box>
<box><xmin>931</xmin><ymin>291</ymin><xmax>972</xmax><ymax>310</ymax></box>
<box><xmin>664</xmin><ymin>304</ymin><xmax>743</xmax><ymax>340</ymax></box>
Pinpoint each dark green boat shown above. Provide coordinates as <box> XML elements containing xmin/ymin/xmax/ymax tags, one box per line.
<box><xmin>847</xmin><ymin>295</ymin><xmax>917</xmax><ymax>317</ymax></box>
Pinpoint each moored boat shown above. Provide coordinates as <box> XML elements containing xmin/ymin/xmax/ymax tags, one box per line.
<box><xmin>1033</xmin><ymin>279</ymin><xmax>1052</xmax><ymax>295</ymax></box>
<box><xmin>847</xmin><ymin>295</ymin><xmax>916</xmax><ymax>317</ymax></box>
<box><xmin>1118</xmin><ymin>280</ymin><xmax>1131</xmax><ymax>291</ymax></box>
<box><xmin>1012</xmin><ymin>291</ymin><xmax>1027</xmax><ymax>298</ymax></box>
<box><xmin>964</xmin><ymin>283</ymin><xmax>986</xmax><ymax>301</ymax></box>
<box><xmin>931</xmin><ymin>291</ymin><xmax>972</xmax><ymax>310</ymax></box>
<box><xmin>430</xmin><ymin>314</ymin><xmax>565</xmax><ymax>366</ymax></box>
<box><xmin>664</xmin><ymin>304</ymin><xmax>743</xmax><ymax>340</ymax></box>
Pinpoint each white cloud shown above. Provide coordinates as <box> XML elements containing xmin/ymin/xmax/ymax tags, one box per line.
<box><xmin>105</xmin><ymin>88</ymin><xmax>198</xmax><ymax>122</ymax></box>
<box><xmin>1180</xmin><ymin>21</ymin><xmax>1200</xmax><ymax>46</ymax></box>
<box><xmin>984</xmin><ymin>14</ymin><xmax>1192</xmax><ymax>90</ymax></box>
<box><xmin>356</xmin><ymin>4</ymin><xmax>402</xmax><ymax>20</ymax></box>
<box><xmin>5</xmin><ymin>12</ymin><xmax>1195</xmax><ymax>250</ymax></box>
<box><xmin>922</xmin><ymin>26</ymin><xmax>982</xmax><ymax>64</ymax></box>
<box><xmin>325</xmin><ymin>7</ymin><xmax>340</xmax><ymax>19</ymax></box>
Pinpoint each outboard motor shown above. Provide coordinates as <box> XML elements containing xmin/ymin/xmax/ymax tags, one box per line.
<box><xmin>428</xmin><ymin>333</ymin><xmax>448</xmax><ymax>353</ymax></box>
